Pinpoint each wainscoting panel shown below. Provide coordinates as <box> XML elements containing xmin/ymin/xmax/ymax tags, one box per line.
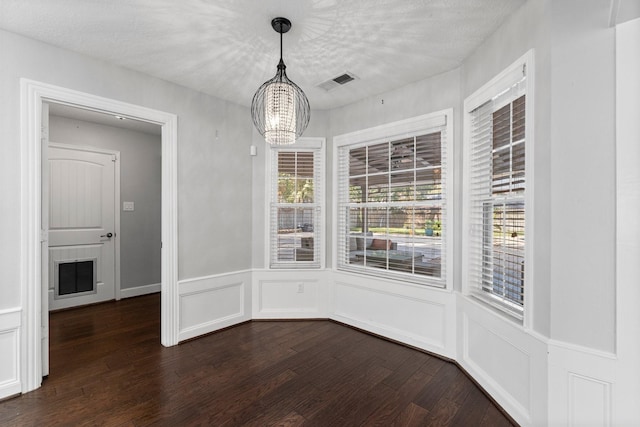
<box><xmin>0</xmin><ymin>308</ymin><xmax>21</xmax><ymax>399</ymax></box>
<box><xmin>569</xmin><ymin>373</ymin><xmax>611</xmax><ymax>426</ymax></box>
<box><xmin>330</xmin><ymin>271</ymin><xmax>456</xmax><ymax>357</ymax></box>
<box><xmin>547</xmin><ymin>340</ymin><xmax>616</xmax><ymax>427</ymax></box>
<box><xmin>457</xmin><ymin>296</ymin><xmax>548</xmax><ymax>427</ymax></box>
<box><xmin>178</xmin><ymin>271</ymin><xmax>251</xmax><ymax>342</ymax></box>
<box><xmin>252</xmin><ymin>270</ymin><xmax>330</xmax><ymax>318</ymax></box>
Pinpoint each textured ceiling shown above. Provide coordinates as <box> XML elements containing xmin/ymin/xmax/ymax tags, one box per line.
<box><xmin>0</xmin><ymin>0</ymin><xmax>525</xmax><ymax>110</ymax></box>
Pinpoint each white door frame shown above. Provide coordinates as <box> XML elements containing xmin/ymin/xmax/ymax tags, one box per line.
<box><xmin>20</xmin><ymin>79</ymin><xmax>179</xmax><ymax>393</ymax></box>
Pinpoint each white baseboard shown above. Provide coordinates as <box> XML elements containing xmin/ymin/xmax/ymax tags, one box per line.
<box><xmin>120</xmin><ymin>283</ymin><xmax>161</xmax><ymax>299</ymax></box>
<box><xmin>0</xmin><ymin>308</ymin><xmax>21</xmax><ymax>399</ymax></box>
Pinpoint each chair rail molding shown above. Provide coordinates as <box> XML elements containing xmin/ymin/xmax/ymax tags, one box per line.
<box><xmin>178</xmin><ymin>270</ymin><xmax>252</xmax><ymax>342</ymax></box>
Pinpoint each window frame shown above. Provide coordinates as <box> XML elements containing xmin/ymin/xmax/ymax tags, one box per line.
<box><xmin>265</xmin><ymin>137</ymin><xmax>326</xmax><ymax>269</ymax></box>
<box><xmin>333</xmin><ymin>110</ymin><xmax>454</xmax><ymax>289</ymax></box>
<box><xmin>462</xmin><ymin>50</ymin><xmax>535</xmax><ymax>324</ymax></box>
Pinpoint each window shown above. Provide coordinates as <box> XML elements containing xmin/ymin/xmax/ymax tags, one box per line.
<box><xmin>463</xmin><ymin>51</ymin><xmax>533</xmax><ymax>319</ymax></box>
<box><xmin>268</xmin><ymin>138</ymin><xmax>324</xmax><ymax>268</ymax></box>
<box><xmin>335</xmin><ymin>112</ymin><xmax>452</xmax><ymax>286</ymax></box>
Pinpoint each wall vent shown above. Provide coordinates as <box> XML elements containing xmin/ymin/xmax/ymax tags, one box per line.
<box><xmin>317</xmin><ymin>72</ymin><xmax>358</xmax><ymax>92</ymax></box>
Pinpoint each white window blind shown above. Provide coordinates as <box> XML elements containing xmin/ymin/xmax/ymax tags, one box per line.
<box><xmin>336</xmin><ymin>117</ymin><xmax>448</xmax><ymax>286</ymax></box>
<box><xmin>269</xmin><ymin>143</ymin><xmax>323</xmax><ymax>268</ymax></box>
<box><xmin>468</xmin><ymin>73</ymin><xmax>527</xmax><ymax>317</ymax></box>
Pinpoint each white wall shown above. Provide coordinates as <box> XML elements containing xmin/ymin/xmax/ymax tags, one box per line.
<box><xmin>49</xmin><ymin>116</ymin><xmax>162</xmax><ymax>294</ymax></box>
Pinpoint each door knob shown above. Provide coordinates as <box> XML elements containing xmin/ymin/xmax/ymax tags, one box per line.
<box><xmin>101</xmin><ymin>232</ymin><xmax>114</xmax><ymax>238</ymax></box>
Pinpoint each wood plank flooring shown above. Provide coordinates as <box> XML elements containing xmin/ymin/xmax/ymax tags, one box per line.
<box><xmin>0</xmin><ymin>294</ymin><xmax>517</xmax><ymax>426</ymax></box>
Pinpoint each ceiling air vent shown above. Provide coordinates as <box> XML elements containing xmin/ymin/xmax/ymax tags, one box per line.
<box><xmin>317</xmin><ymin>72</ymin><xmax>357</xmax><ymax>92</ymax></box>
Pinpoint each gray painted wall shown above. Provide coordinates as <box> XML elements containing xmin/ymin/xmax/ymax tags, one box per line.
<box><xmin>326</xmin><ymin>0</ymin><xmax>616</xmax><ymax>353</ymax></box>
<box><xmin>326</xmin><ymin>0</ymin><xmax>615</xmax><ymax>352</ymax></box>
<box><xmin>461</xmin><ymin>0</ymin><xmax>554</xmax><ymax>345</ymax></box>
<box><xmin>0</xmin><ymin>27</ymin><xmax>253</xmax><ymax>309</ymax></box>
<box><xmin>548</xmin><ymin>0</ymin><xmax>616</xmax><ymax>352</ymax></box>
<box><xmin>0</xmin><ymin>0</ymin><xmax>619</xmax><ymax>355</ymax></box>
<box><xmin>49</xmin><ymin>116</ymin><xmax>161</xmax><ymax>291</ymax></box>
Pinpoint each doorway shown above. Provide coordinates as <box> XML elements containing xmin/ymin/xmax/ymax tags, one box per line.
<box><xmin>20</xmin><ymin>79</ymin><xmax>179</xmax><ymax>394</ymax></box>
<box><xmin>46</xmin><ymin>142</ymin><xmax>119</xmax><ymax>311</ymax></box>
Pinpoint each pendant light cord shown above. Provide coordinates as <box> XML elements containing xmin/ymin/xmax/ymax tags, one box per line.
<box><xmin>280</xmin><ymin>27</ymin><xmax>283</xmax><ymax>63</ymax></box>
<box><xmin>277</xmin><ymin>23</ymin><xmax>286</xmax><ymax>74</ymax></box>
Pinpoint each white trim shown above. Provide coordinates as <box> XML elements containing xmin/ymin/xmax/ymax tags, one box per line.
<box><xmin>46</xmin><ymin>142</ymin><xmax>122</xmax><ymax>302</ymax></box>
<box><xmin>177</xmin><ymin>270</ymin><xmax>252</xmax><ymax>342</ymax></box>
<box><xmin>178</xmin><ymin>269</ymin><xmax>253</xmax><ymax>285</ymax></box>
<box><xmin>264</xmin><ymin>137</ymin><xmax>326</xmax><ymax>269</ymax></box>
<box><xmin>332</xmin><ymin>109</ymin><xmax>454</xmax><ymax>291</ymax></box>
<box><xmin>120</xmin><ymin>283</ymin><xmax>162</xmax><ymax>299</ymax></box>
<box><xmin>547</xmin><ymin>337</ymin><xmax>617</xmax><ymax>361</ymax></box>
<box><xmin>333</xmin><ymin>113</ymin><xmax>447</xmax><ymax>148</ymax></box>
<box><xmin>461</xmin><ymin>49</ymin><xmax>535</xmax><ymax>327</ymax></box>
<box><xmin>20</xmin><ymin>79</ymin><xmax>179</xmax><ymax>394</ymax></box>
<box><xmin>613</xmin><ymin>17</ymin><xmax>640</xmax><ymax>425</ymax></box>
<box><xmin>48</xmin><ymin>142</ymin><xmax>120</xmax><ymax>157</ymax></box>
<box><xmin>0</xmin><ymin>308</ymin><xmax>21</xmax><ymax>398</ymax></box>
<box><xmin>464</xmin><ymin>51</ymin><xmax>532</xmax><ymax>111</ymax></box>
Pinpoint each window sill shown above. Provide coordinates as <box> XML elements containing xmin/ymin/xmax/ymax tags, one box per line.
<box><xmin>467</xmin><ymin>291</ymin><xmax>524</xmax><ymax>324</ymax></box>
<box><xmin>336</xmin><ymin>264</ymin><xmax>447</xmax><ymax>290</ymax></box>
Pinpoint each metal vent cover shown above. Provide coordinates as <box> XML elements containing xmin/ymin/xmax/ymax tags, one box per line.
<box><xmin>317</xmin><ymin>72</ymin><xmax>358</xmax><ymax>92</ymax></box>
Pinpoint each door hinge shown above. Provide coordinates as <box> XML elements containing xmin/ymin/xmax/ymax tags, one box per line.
<box><xmin>40</xmin><ymin>229</ymin><xmax>48</xmax><ymax>243</ymax></box>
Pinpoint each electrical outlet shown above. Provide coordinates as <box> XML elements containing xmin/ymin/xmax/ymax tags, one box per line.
<box><xmin>123</xmin><ymin>201</ymin><xmax>134</xmax><ymax>211</ymax></box>
<box><xmin>297</xmin><ymin>283</ymin><xmax>304</xmax><ymax>293</ymax></box>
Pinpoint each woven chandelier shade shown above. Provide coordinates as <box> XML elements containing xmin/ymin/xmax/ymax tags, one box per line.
<box><xmin>251</xmin><ymin>17</ymin><xmax>310</xmax><ymax>145</ymax></box>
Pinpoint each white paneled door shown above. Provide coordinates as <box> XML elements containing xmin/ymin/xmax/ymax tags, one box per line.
<box><xmin>47</xmin><ymin>144</ymin><xmax>117</xmax><ymax>311</ymax></box>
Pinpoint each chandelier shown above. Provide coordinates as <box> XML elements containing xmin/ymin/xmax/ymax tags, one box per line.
<box><xmin>251</xmin><ymin>17</ymin><xmax>310</xmax><ymax>145</ymax></box>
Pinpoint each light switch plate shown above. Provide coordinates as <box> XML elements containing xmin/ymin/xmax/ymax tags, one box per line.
<box><xmin>123</xmin><ymin>201</ymin><xmax>135</xmax><ymax>211</ymax></box>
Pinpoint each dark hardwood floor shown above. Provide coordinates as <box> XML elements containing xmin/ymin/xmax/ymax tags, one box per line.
<box><xmin>0</xmin><ymin>294</ymin><xmax>516</xmax><ymax>426</ymax></box>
